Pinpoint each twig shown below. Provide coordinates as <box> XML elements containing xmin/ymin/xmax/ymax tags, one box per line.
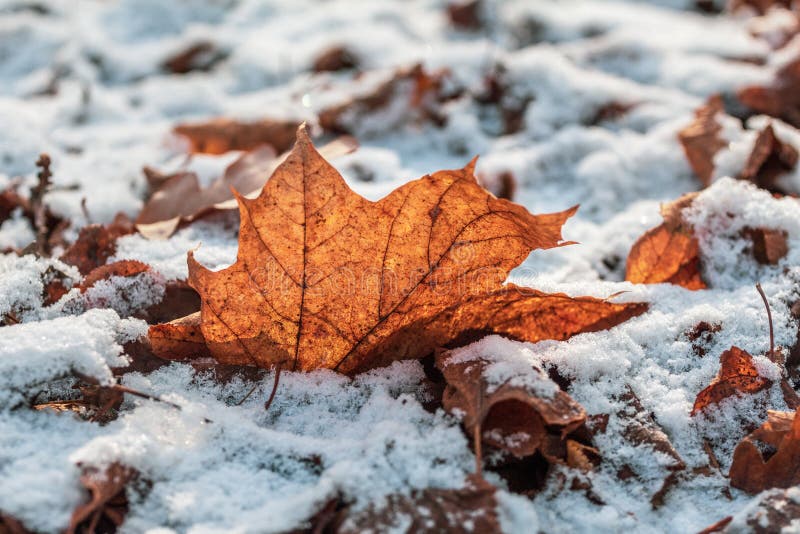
<box><xmin>756</xmin><ymin>282</ymin><xmax>774</xmax><ymax>354</ymax></box>
<box><xmin>31</xmin><ymin>154</ymin><xmax>53</xmax><ymax>256</ymax></box>
<box><xmin>236</xmin><ymin>382</ymin><xmax>260</xmax><ymax>406</ymax></box>
<box><xmin>264</xmin><ymin>363</ymin><xmax>283</xmax><ymax>412</ymax></box>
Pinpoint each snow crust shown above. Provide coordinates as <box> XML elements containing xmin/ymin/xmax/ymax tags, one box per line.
<box><xmin>1</xmin><ymin>0</ymin><xmax>800</xmax><ymax>532</ymax></box>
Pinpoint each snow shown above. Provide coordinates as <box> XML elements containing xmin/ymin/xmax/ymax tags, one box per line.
<box><xmin>1</xmin><ymin>0</ymin><xmax>800</xmax><ymax>532</ymax></box>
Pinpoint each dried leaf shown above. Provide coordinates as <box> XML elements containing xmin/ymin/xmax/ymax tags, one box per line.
<box><xmin>152</xmin><ymin>126</ymin><xmax>646</xmax><ymax>373</ymax></box>
<box><xmin>436</xmin><ymin>346</ymin><xmax>587</xmax><ymax>458</ymax></box>
<box><xmin>162</xmin><ymin>41</ymin><xmax>226</xmax><ymax>74</ymax></box>
<box><xmin>730</xmin><ymin>0</ymin><xmax>793</xmax><ymax>15</ymax></box>
<box><xmin>136</xmin><ymin>137</ymin><xmax>357</xmax><ymax>239</ymax></box>
<box><xmin>173</xmin><ymin>117</ymin><xmax>301</xmax><ymax>155</ymax></box>
<box><xmin>318</xmin><ymin>64</ymin><xmax>448</xmax><ymax>134</ymax></box>
<box><xmin>312</xmin><ymin>45</ymin><xmax>359</xmax><ymax>73</ymax></box>
<box><xmin>746</xmin><ymin>227</ymin><xmax>789</xmax><ymax>264</ymax></box>
<box><xmin>678</xmin><ymin>96</ymin><xmax>726</xmax><ymax>186</ymax></box>
<box><xmin>60</xmin><ymin>213</ymin><xmax>135</xmax><ymax>275</ymax></box>
<box><xmin>336</xmin><ymin>475</ymin><xmax>500</xmax><ymax>534</ymax></box>
<box><xmin>79</xmin><ymin>260</ymin><xmax>152</xmax><ymax>292</ymax></box>
<box><xmin>625</xmin><ymin>223</ymin><xmax>706</xmax><ymax>289</ymax></box>
<box><xmin>714</xmin><ymin>487</ymin><xmax>800</xmax><ymax>532</ymax></box>
<box><xmin>477</xmin><ymin>170</ymin><xmax>516</xmax><ymax>200</ymax></box>
<box><xmin>739</xmin><ymin>124</ymin><xmax>798</xmax><ymax>193</ymax></box>
<box><xmin>149</xmin><ymin>312</ymin><xmax>211</xmax><ymax>361</ymax></box>
<box><xmin>0</xmin><ymin>513</ymin><xmax>32</xmax><ymax>534</ymax></box>
<box><xmin>67</xmin><ymin>463</ymin><xmax>135</xmax><ymax>534</ymax></box>
<box><xmin>692</xmin><ymin>347</ymin><xmax>771</xmax><ymax>415</ymax></box>
<box><xmin>447</xmin><ymin>0</ymin><xmax>483</xmax><ymax>31</ymax></box>
<box><xmin>738</xmin><ymin>57</ymin><xmax>800</xmax><ymax>128</ymax></box>
<box><xmin>729</xmin><ymin>408</ymin><xmax>800</xmax><ymax>493</ymax></box>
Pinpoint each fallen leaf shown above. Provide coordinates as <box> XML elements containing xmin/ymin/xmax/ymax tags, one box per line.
<box><xmin>436</xmin><ymin>344</ymin><xmax>587</xmax><ymax>458</ymax></box>
<box><xmin>151</xmin><ymin>125</ymin><xmax>646</xmax><ymax>373</ymax></box>
<box><xmin>447</xmin><ymin>0</ymin><xmax>484</xmax><ymax>31</ymax></box>
<box><xmin>318</xmin><ymin>64</ymin><xmax>448</xmax><ymax>135</ymax></box>
<box><xmin>697</xmin><ymin>516</ymin><xmax>733</xmax><ymax>534</ymax></box>
<box><xmin>336</xmin><ymin>475</ymin><xmax>500</xmax><ymax>534</ymax></box>
<box><xmin>0</xmin><ymin>513</ymin><xmax>32</xmax><ymax>534</ymax></box>
<box><xmin>477</xmin><ymin>170</ymin><xmax>516</xmax><ymax>200</ymax></box>
<box><xmin>312</xmin><ymin>45</ymin><xmax>359</xmax><ymax>73</ymax></box>
<box><xmin>173</xmin><ymin>117</ymin><xmax>301</xmax><ymax>155</ymax></box>
<box><xmin>730</xmin><ymin>0</ymin><xmax>793</xmax><ymax>14</ymax></box>
<box><xmin>692</xmin><ymin>347</ymin><xmax>771</xmax><ymax>415</ymax></box>
<box><xmin>67</xmin><ymin>463</ymin><xmax>136</xmax><ymax>534</ymax></box>
<box><xmin>745</xmin><ymin>227</ymin><xmax>789</xmax><ymax>264</ymax></box>
<box><xmin>709</xmin><ymin>487</ymin><xmax>800</xmax><ymax>532</ymax></box>
<box><xmin>136</xmin><ymin>137</ymin><xmax>357</xmax><ymax>239</ymax></box>
<box><xmin>729</xmin><ymin>408</ymin><xmax>800</xmax><ymax>493</ymax></box>
<box><xmin>678</xmin><ymin>95</ymin><xmax>726</xmax><ymax>186</ymax></box>
<box><xmin>162</xmin><ymin>41</ymin><xmax>226</xmax><ymax>74</ymax></box>
<box><xmin>149</xmin><ymin>312</ymin><xmax>211</xmax><ymax>361</ymax></box>
<box><xmin>625</xmin><ymin>223</ymin><xmax>705</xmax><ymax>289</ymax></box>
<box><xmin>60</xmin><ymin>213</ymin><xmax>135</xmax><ymax>275</ymax></box>
<box><xmin>739</xmin><ymin>124</ymin><xmax>798</xmax><ymax>193</ymax></box>
<box><xmin>79</xmin><ymin>260</ymin><xmax>152</xmax><ymax>292</ymax></box>
<box><xmin>738</xmin><ymin>57</ymin><xmax>800</xmax><ymax>128</ymax></box>
<box><xmin>686</xmin><ymin>321</ymin><xmax>722</xmax><ymax>357</ymax></box>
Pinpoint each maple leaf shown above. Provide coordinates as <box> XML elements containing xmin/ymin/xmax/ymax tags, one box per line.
<box><xmin>729</xmin><ymin>408</ymin><xmax>800</xmax><ymax>493</ymax></box>
<box><xmin>136</xmin><ymin>137</ymin><xmax>356</xmax><ymax>239</ymax></box>
<box><xmin>435</xmin><ymin>344</ymin><xmax>587</xmax><ymax>459</ymax></box>
<box><xmin>625</xmin><ymin>193</ymin><xmax>706</xmax><ymax>290</ymax></box>
<box><xmin>678</xmin><ymin>95</ymin><xmax>726</xmax><ymax>186</ymax></box>
<box><xmin>691</xmin><ymin>347</ymin><xmax>772</xmax><ymax>415</ymax></box>
<box><xmin>173</xmin><ymin>117</ymin><xmax>301</xmax><ymax>155</ymax></box>
<box><xmin>150</xmin><ymin>125</ymin><xmax>646</xmax><ymax>374</ymax></box>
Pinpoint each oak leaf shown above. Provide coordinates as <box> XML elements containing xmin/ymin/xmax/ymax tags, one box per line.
<box><xmin>729</xmin><ymin>408</ymin><xmax>800</xmax><ymax>493</ymax></box>
<box><xmin>151</xmin><ymin>126</ymin><xmax>646</xmax><ymax>374</ymax></box>
<box><xmin>173</xmin><ymin>117</ymin><xmax>301</xmax><ymax>155</ymax></box>
<box><xmin>691</xmin><ymin>346</ymin><xmax>771</xmax><ymax>415</ymax></box>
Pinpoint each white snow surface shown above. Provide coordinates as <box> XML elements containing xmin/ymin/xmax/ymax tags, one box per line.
<box><xmin>1</xmin><ymin>0</ymin><xmax>800</xmax><ymax>532</ymax></box>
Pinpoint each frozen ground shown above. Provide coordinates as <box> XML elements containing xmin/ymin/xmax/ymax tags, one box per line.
<box><xmin>1</xmin><ymin>0</ymin><xmax>800</xmax><ymax>532</ymax></box>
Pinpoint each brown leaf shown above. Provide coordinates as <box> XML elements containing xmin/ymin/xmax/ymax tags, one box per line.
<box><xmin>152</xmin><ymin>125</ymin><xmax>646</xmax><ymax>374</ymax></box>
<box><xmin>692</xmin><ymin>347</ymin><xmax>772</xmax><ymax>415</ymax></box>
<box><xmin>336</xmin><ymin>475</ymin><xmax>500</xmax><ymax>534</ymax></box>
<box><xmin>67</xmin><ymin>463</ymin><xmax>135</xmax><ymax>534</ymax></box>
<box><xmin>60</xmin><ymin>213</ymin><xmax>135</xmax><ymax>275</ymax></box>
<box><xmin>318</xmin><ymin>64</ymin><xmax>448</xmax><ymax>134</ymax></box>
<box><xmin>447</xmin><ymin>0</ymin><xmax>484</xmax><ymax>31</ymax></box>
<box><xmin>436</xmin><ymin>345</ymin><xmax>587</xmax><ymax>458</ymax></box>
<box><xmin>738</xmin><ymin>57</ymin><xmax>800</xmax><ymax>128</ymax></box>
<box><xmin>149</xmin><ymin>312</ymin><xmax>211</xmax><ymax>361</ymax></box>
<box><xmin>729</xmin><ymin>408</ymin><xmax>800</xmax><ymax>493</ymax></box>
<box><xmin>173</xmin><ymin>117</ymin><xmax>301</xmax><ymax>155</ymax></box>
<box><xmin>730</xmin><ymin>0</ymin><xmax>793</xmax><ymax>15</ymax></box>
<box><xmin>161</xmin><ymin>41</ymin><xmax>226</xmax><ymax>74</ymax></box>
<box><xmin>678</xmin><ymin>95</ymin><xmax>727</xmax><ymax>186</ymax></box>
<box><xmin>312</xmin><ymin>45</ymin><xmax>359</xmax><ymax>73</ymax></box>
<box><xmin>714</xmin><ymin>487</ymin><xmax>800</xmax><ymax>532</ymax></box>
<box><xmin>746</xmin><ymin>227</ymin><xmax>789</xmax><ymax>264</ymax></box>
<box><xmin>0</xmin><ymin>514</ymin><xmax>32</xmax><ymax>534</ymax></box>
<box><xmin>625</xmin><ymin>223</ymin><xmax>706</xmax><ymax>290</ymax></box>
<box><xmin>136</xmin><ymin>138</ymin><xmax>357</xmax><ymax>239</ymax></box>
<box><xmin>697</xmin><ymin>515</ymin><xmax>733</xmax><ymax>534</ymax></box>
<box><xmin>477</xmin><ymin>170</ymin><xmax>516</xmax><ymax>200</ymax></box>
<box><xmin>80</xmin><ymin>260</ymin><xmax>153</xmax><ymax>292</ymax></box>
<box><xmin>739</xmin><ymin>124</ymin><xmax>798</xmax><ymax>193</ymax></box>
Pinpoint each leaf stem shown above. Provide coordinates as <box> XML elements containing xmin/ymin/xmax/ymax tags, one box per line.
<box><xmin>264</xmin><ymin>363</ymin><xmax>283</xmax><ymax>412</ymax></box>
<box><xmin>756</xmin><ymin>282</ymin><xmax>774</xmax><ymax>354</ymax></box>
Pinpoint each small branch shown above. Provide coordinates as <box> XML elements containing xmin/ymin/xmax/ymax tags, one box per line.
<box><xmin>236</xmin><ymin>382</ymin><xmax>260</xmax><ymax>406</ymax></box>
<box><xmin>264</xmin><ymin>363</ymin><xmax>283</xmax><ymax>412</ymax></box>
<box><xmin>756</xmin><ymin>282</ymin><xmax>774</xmax><ymax>354</ymax></box>
<box><xmin>32</xmin><ymin>154</ymin><xmax>53</xmax><ymax>256</ymax></box>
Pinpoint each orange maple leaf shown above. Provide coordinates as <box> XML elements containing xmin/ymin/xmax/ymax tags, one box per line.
<box><xmin>150</xmin><ymin>126</ymin><xmax>646</xmax><ymax>374</ymax></box>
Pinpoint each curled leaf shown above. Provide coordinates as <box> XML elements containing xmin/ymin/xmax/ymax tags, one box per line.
<box><xmin>729</xmin><ymin>408</ymin><xmax>800</xmax><ymax>493</ymax></box>
<box><xmin>67</xmin><ymin>463</ymin><xmax>136</xmax><ymax>534</ymax></box>
<box><xmin>739</xmin><ymin>124</ymin><xmax>798</xmax><ymax>194</ymax></box>
<box><xmin>436</xmin><ymin>339</ymin><xmax>587</xmax><ymax>458</ymax></box>
<box><xmin>625</xmin><ymin>223</ymin><xmax>705</xmax><ymax>290</ymax></box>
<box><xmin>738</xmin><ymin>57</ymin><xmax>800</xmax><ymax>128</ymax></box>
